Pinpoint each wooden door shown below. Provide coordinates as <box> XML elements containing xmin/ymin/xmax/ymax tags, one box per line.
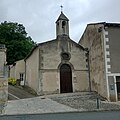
<box><xmin>116</xmin><ymin>76</ymin><xmax>120</xmax><ymax>100</ymax></box>
<box><xmin>60</xmin><ymin>64</ymin><xmax>73</xmax><ymax>93</ymax></box>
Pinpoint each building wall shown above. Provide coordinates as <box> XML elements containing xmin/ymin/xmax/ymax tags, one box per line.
<box><xmin>104</xmin><ymin>26</ymin><xmax>120</xmax><ymax>101</ymax></box>
<box><xmin>9</xmin><ymin>65</ymin><xmax>15</xmax><ymax>78</ymax></box>
<box><xmin>42</xmin><ymin>71</ymin><xmax>58</xmax><ymax>94</ymax></box>
<box><xmin>38</xmin><ymin>40</ymin><xmax>60</xmax><ymax>95</ymax></box>
<box><xmin>107</xmin><ymin>27</ymin><xmax>120</xmax><ymax>73</ymax></box>
<box><xmin>37</xmin><ymin>36</ymin><xmax>89</xmax><ymax>95</ymax></box>
<box><xmin>10</xmin><ymin>59</ymin><xmax>25</xmax><ymax>79</ymax></box>
<box><xmin>25</xmin><ymin>47</ymin><xmax>39</xmax><ymax>93</ymax></box>
<box><xmin>79</xmin><ymin>24</ymin><xmax>108</xmax><ymax>99</ymax></box>
<box><xmin>0</xmin><ymin>45</ymin><xmax>8</xmax><ymax>114</ymax></box>
<box><xmin>69</xmin><ymin>40</ymin><xmax>89</xmax><ymax>92</ymax></box>
<box><xmin>108</xmin><ymin>76</ymin><xmax>117</xmax><ymax>101</ymax></box>
<box><xmin>0</xmin><ymin>48</ymin><xmax>6</xmax><ymax>77</ymax></box>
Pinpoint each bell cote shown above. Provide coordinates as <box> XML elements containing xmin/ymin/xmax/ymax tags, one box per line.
<box><xmin>56</xmin><ymin>12</ymin><xmax>69</xmax><ymax>37</ymax></box>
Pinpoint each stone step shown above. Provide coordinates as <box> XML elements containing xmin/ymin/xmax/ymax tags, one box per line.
<box><xmin>48</xmin><ymin>92</ymin><xmax>106</xmax><ymax>101</ymax></box>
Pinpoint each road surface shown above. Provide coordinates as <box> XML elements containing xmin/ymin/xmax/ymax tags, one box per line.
<box><xmin>1</xmin><ymin>111</ymin><xmax>120</xmax><ymax>120</ymax></box>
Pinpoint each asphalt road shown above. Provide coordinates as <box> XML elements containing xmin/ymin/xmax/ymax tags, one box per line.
<box><xmin>1</xmin><ymin>111</ymin><xmax>120</xmax><ymax>120</ymax></box>
<box><xmin>8</xmin><ymin>85</ymin><xmax>36</xmax><ymax>100</ymax></box>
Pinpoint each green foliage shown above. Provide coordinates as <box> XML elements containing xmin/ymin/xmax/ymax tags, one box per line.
<box><xmin>0</xmin><ymin>21</ymin><xmax>36</xmax><ymax>65</ymax></box>
<box><xmin>8</xmin><ymin>77</ymin><xmax>16</xmax><ymax>85</ymax></box>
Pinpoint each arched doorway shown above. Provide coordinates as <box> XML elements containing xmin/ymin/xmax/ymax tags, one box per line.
<box><xmin>60</xmin><ymin>64</ymin><xmax>73</xmax><ymax>93</ymax></box>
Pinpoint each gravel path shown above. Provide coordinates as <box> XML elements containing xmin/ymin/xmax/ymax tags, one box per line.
<box><xmin>49</xmin><ymin>92</ymin><xmax>120</xmax><ymax>111</ymax></box>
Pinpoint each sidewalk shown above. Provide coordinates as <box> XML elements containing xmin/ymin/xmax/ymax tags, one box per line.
<box><xmin>3</xmin><ymin>96</ymin><xmax>78</xmax><ymax>115</ymax></box>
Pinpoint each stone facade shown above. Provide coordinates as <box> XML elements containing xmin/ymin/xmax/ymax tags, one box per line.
<box><xmin>0</xmin><ymin>44</ymin><xmax>8</xmax><ymax>114</ymax></box>
<box><xmin>79</xmin><ymin>23</ymin><xmax>120</xmax><ymax>101</ymax></box>
<box><xmin>25</xmin><ymin>12</ymin><xmax>89</xmax><ymax>95</ymax></box>
<box><xmin>25</xmin><ymin>36</ymin><xmax>89</xmax><ymax>95</ymax></box>
<box><xmin>79</xmin><ymin>23</ymin><xmax>108</xmax><ymax>99</ymax></box>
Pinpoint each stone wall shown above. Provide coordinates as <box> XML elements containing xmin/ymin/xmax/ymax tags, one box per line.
<box><xmin>38</xmin><ymin>36</ymin><xmax>89</xmax><ymax>95</ymax></box>
<box><xmin>25</xmin><ymin>47</ymin><xmax>39</xmax><ymax>94</ymax></box>
<box><xmin>0</xmin><ymin>78</ymin><xmax>8</xmax><ymax>114</ymax></box>
<box><xmin>79</xmin><ymin>24</ymin><xmax>108</xmax><ymax>99</ymax></box>
<box><xmin>25</xmin><ymin>36</ymin><xmax>89</xmax><ymax>95</ymax></box>
<box><xmin>0</xmin><ymin>45</ymin><xmax>8</xmax><ymax>114</ymax></box>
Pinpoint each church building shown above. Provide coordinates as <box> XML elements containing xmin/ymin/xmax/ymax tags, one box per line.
<box><xmin>24</xmin><ymin>12</ymin><xmax>89</xmax><ymax>95</ymax></box>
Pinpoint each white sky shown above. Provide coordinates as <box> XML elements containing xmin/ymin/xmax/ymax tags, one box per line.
<box><xmin>0</xmin><ymin>0</ymin><xmax>120</xmax><ymax>43</ymax></box>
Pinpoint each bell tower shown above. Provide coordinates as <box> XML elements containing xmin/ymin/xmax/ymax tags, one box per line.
<box><xmin>56</xmin><ymin>9</ymin><xmax>69</xmax><ymax>37</ymax></box>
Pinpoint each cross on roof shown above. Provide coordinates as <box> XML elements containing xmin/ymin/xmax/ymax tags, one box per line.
<box><xmin>60</xmin><ymin>5</ymin><xmax>63</xmax><ymax>12</ymax></box>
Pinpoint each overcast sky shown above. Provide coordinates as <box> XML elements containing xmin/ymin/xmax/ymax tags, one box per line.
<box><xmin>0</xmin><ymin>0</ymin><xmax>120</xmax><ymax>43</ymax></box>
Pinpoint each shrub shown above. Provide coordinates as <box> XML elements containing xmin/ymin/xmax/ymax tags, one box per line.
<box><xmin>8</xmin><ymin>77</ymin><xmax>16</xmax><ymax>85</ymax></box>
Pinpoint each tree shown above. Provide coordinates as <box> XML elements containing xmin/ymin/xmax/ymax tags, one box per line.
<box><xmin>0</xmin><ymin>21</ymin><xmax>36</xmax><ymax>65</ymax></box>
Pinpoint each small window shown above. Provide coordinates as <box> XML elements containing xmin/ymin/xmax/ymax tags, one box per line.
<box><xmin>57</xmin><ymin>22</ymin><xmax>59</xmax><ymax>26</ymax></box>
<box><xmin>61</xmin><ymin>52</ymin><xmax>70</xmax><ymax>60</ymax></box>
<box><xmin>62</xmin><ymin>21</ymin><xmax>66</xmax><ymax>28</ymax></box>
<box><xmin>20</xmin><ymin>73</ymin><xmax>24</xmax><ymax>81</ymax></box>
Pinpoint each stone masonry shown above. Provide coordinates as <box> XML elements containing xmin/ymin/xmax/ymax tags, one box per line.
<box><xmin>0</xmin><ymin>44</ymin><xmax>8</xmax><ymax>114</ymax></box>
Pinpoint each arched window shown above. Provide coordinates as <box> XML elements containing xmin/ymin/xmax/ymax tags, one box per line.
<box><xmin>62</xmin><ymin>21</ymin><xmax>66</xmax><ymax>28</ymax></box>
<box><xmin>57</xmin><ymin>22</ymin><xmax>59</xmax><ymax>26</ymax></box>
